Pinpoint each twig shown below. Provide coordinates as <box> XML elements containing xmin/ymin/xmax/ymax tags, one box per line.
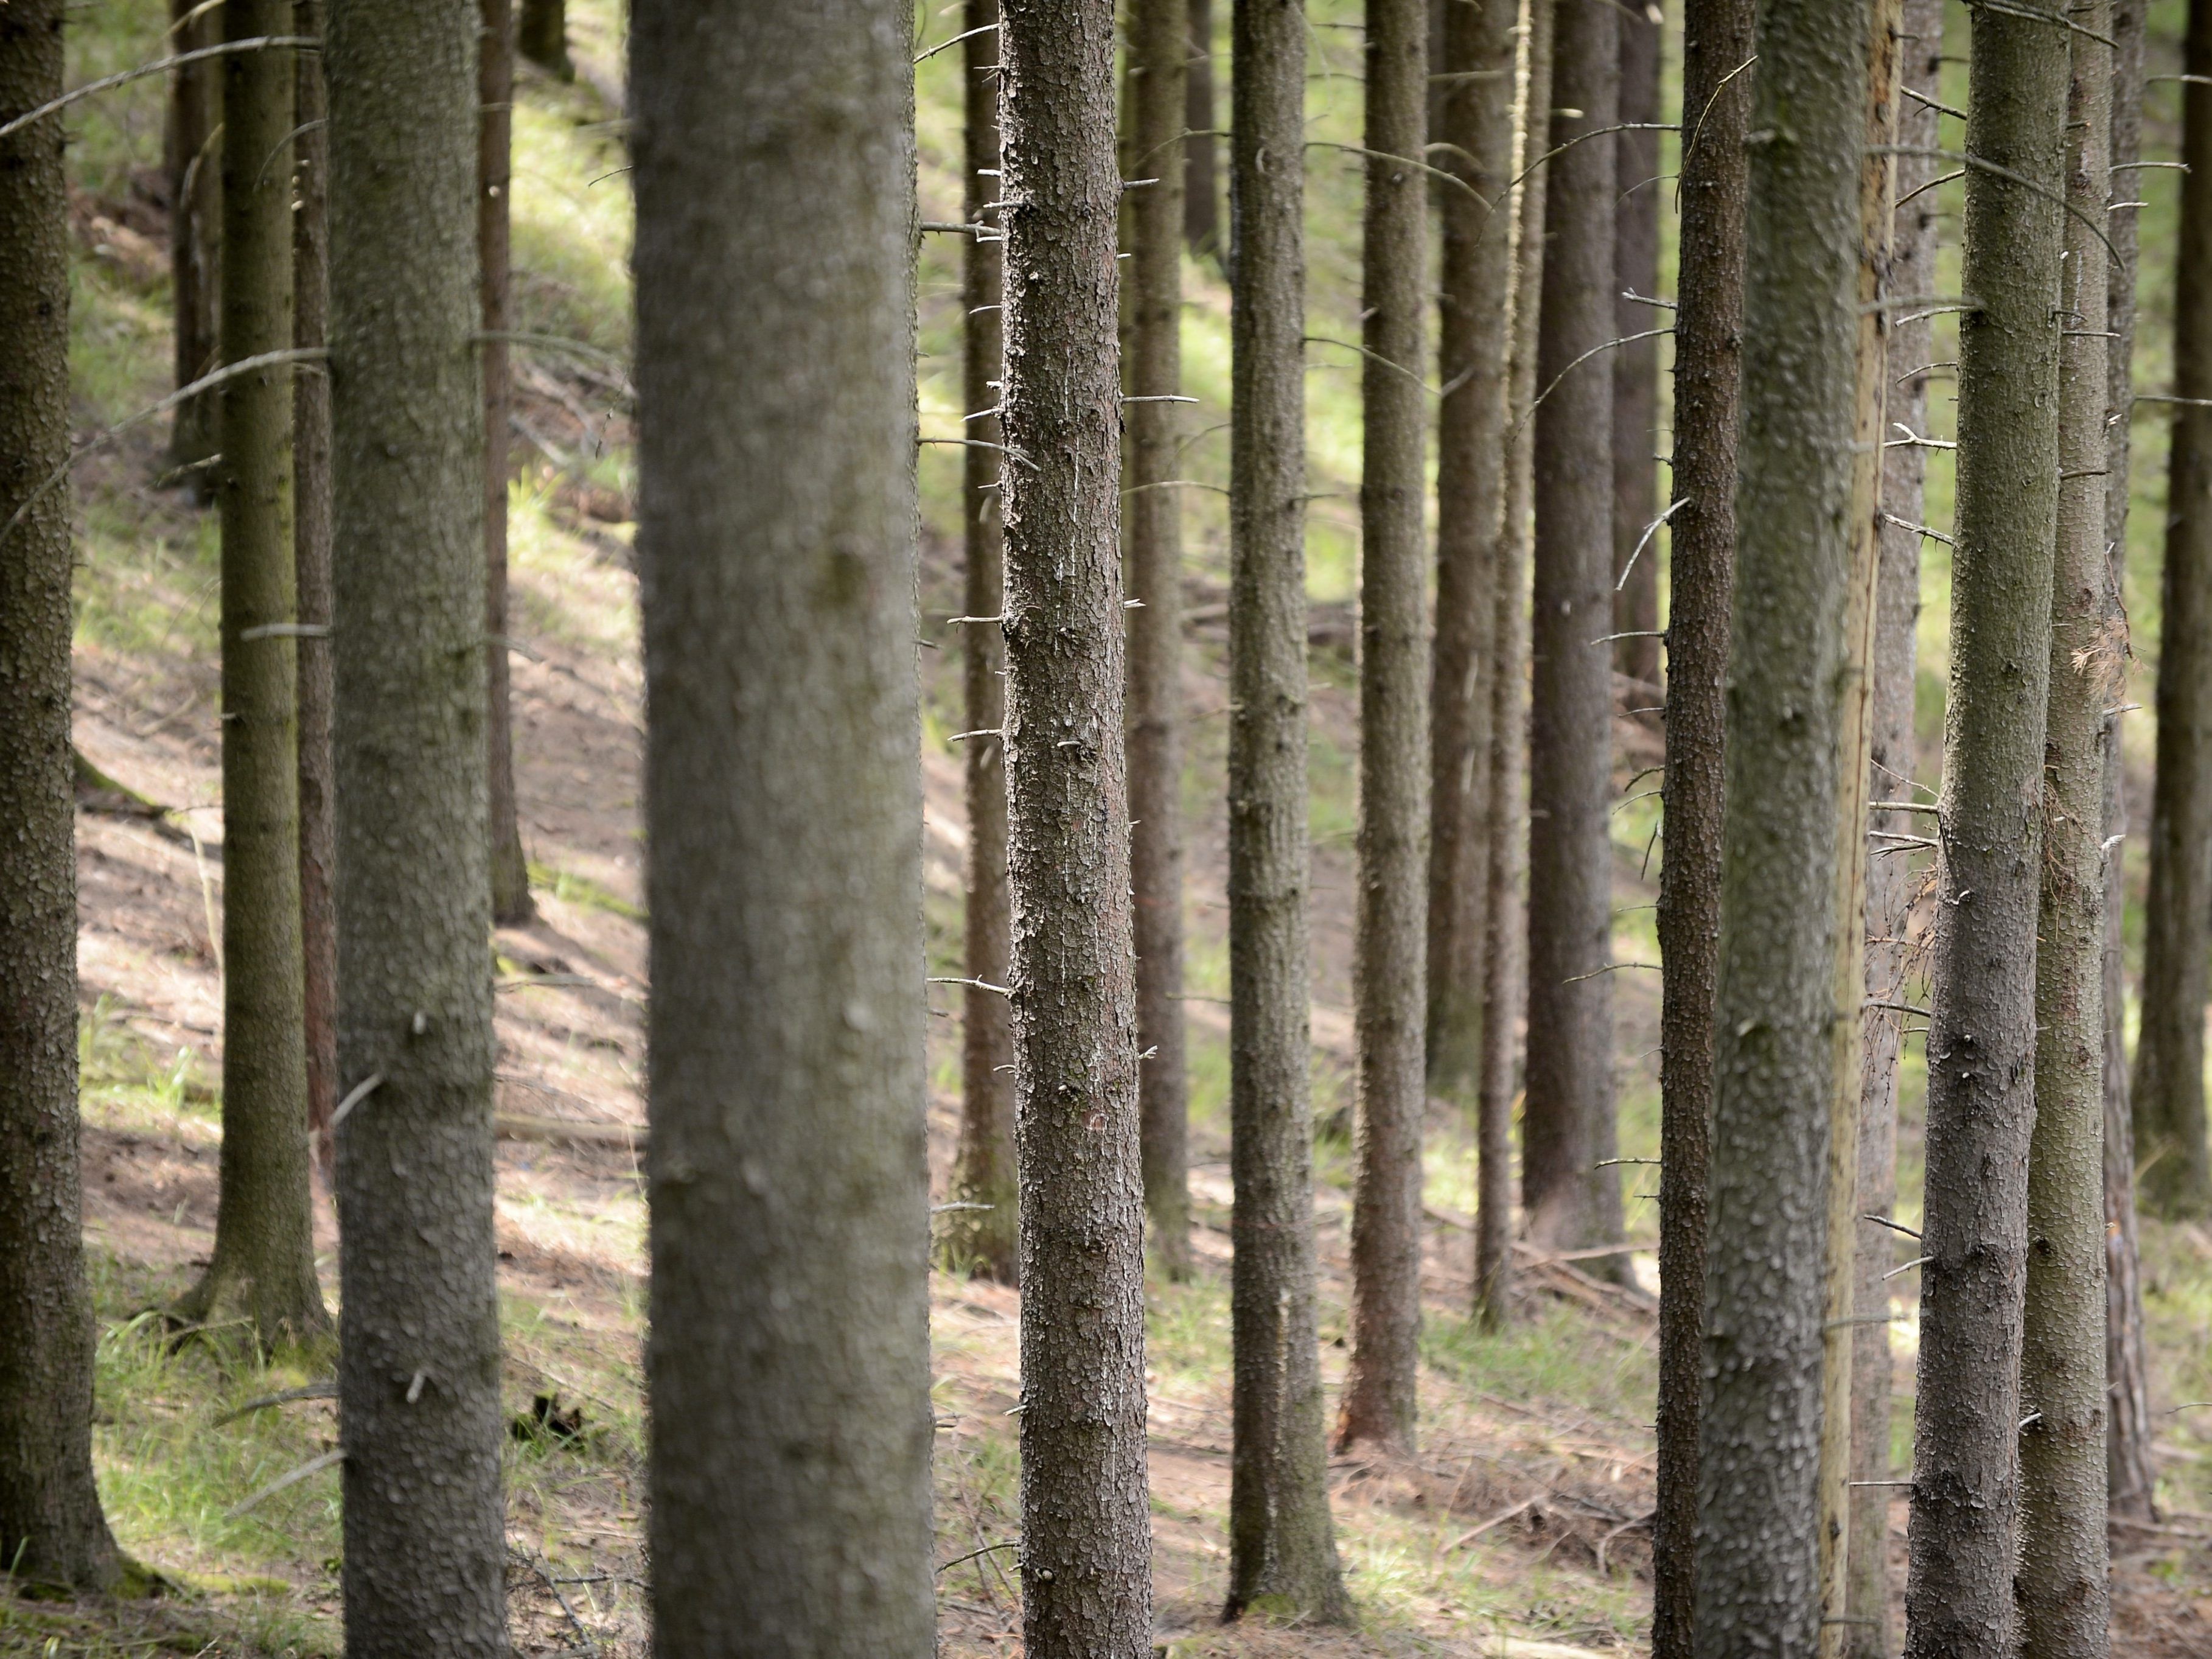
<box><xmin>1863</xmin><ymin>1213</ymin><xmax>1922</xmax><ymax>1241</ymax></box>
<box><xmin>937</xmin><ymin>1540</ymin><xmax>1019</xmax><ymax>1576</ymax></box>
<box><xmin>515</xmin><ymin>1549</ymin><xmax>601</xmax><ymax>1654</ymax></box>
<box><xmin>1443</xmin><ymin>1495</ymin><xmax>1539</xmax><ymax>1551</ymax></box>
<box><xmin>1616</xmin><ymin>497</ymin><xmax>1688</xmax><ymax>592</ymax></box>
<box><xmin>915</xmin><ymin>20</ymin><xmax>997</xmax><ymax>63</ymax></box>
<box><xmin>215</xmin><ymin>1381</ymin><xmax>338</xmax><ymax>1425</ymax></box>
<box><xmin>330</xmin><ymin>1072</ymin><xmax>385</xmax><ymax>1130</ymax></box>
<box><xmin>0</xmin><ymin>38</ymin><xmax>320</xmax><ymax>144</ymax></box>
<box><xmin>1882</xmin><ymin>512</ymin><xmax>1955</xmax><ymax>547</ymax></box>
<box><xmin>929</xmin><ymin>976</ymin><xmax>1011</xmax><ymax>997</ymax></box>
<box><xmin>1883</xmin><ymin>1255</ymin><xmax>1935</xmax><ymax>1280</ymax></box>
<box><xmin>1512</xmin><ymin>330</ymin><xmax>1675</xmax><ymax>437</ymax></box>
<box><xmin>226</xmin><ymin>1448</ymin><xmax>344</xmax><ymax>1517</ymax></box>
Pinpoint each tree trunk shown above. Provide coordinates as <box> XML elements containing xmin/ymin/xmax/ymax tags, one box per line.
<box><xmin>483</xmin><ymin>0</ymin><xmax>532</xmax><ymax>928</ymax></box>
<box><xmin>1902</xmin><ymin>0</ymin><xmax>2070</xmax><ymax>1649</ymax></box>
<box><xmin>1126</xmin><ymin>0</ymin><xmax>1193</xmax><ymax>1281</ymax></box>
<box><xmin>518</xmin><ymin>0</ymin><xmax>570</xmax><ymax>79</ymax></box>
<box><xmin>1475</xmin><ymin>0</ymin><xmax>1556</xmax><ymax>1332</ymax></box>
<box><xmin>1523</xmin><ymin>0</ymin><xmax>1620</xmax><ymax>1259</ymax></box>
<box><xmin>632</xmin><ymin>5</ymin><xmax>936</xmax><ymax>1652</ymax></box>
<box><xmin>326</xmin><ymin>0</ymin><xmax>506</xmax><ymax>1646</ymax></box>
<box><xmin>2103</xmin><ymin>0</ymin><xmax>2158</xmax><ymax>1523</ymax></box>
<box><xmin>1692</xmin><ymin>0</ymin><xmax>1866</xmax><ymax>1643</ymax></box>
<box><xmin>166</xmin><ymin>0</ymin><xmax>222</xmax><ymax>484</ymax></box>
<box><xmin>2017</xmin><ymin>9</ymin><xmax>2115</xmax><ymax>1654</ymax></box>
<box><xmin>1185</xmin><ymin>0</ymin><xmax>1221</xmax><ymax>260</ymax></box>
<box><xmin>0</xmin><ymin>0</ymin><xmax>127</xmax><ymax>1593</ymax></box>
<box><xmin>2132</xmin><ymin>0</ymin><xmax>2212</xmax><ymax>1220</ymax></box>
<box><xmin>1426</xmin><ymin>0</ymin><xmax>1519</xmax><ymax>1103</ymax></box>
<box><xmin>1849</xmin><ymin>2</ymin><xmax>1941</xmax><ymax>1647</ymax></box>
<box><xmin>998</xmin><ymin>5</ymin><xmax>1151</xmax><ymax>1653</ymax></box>
<box><xmin>178</xmin><ymin>1</ymin><xmax>327</xmax><ymax>1349</ymax></box>
<box><xmin>1650</xmin><ymin>0</ymin><xmax>1752</xmax><ymax>1637</ymax></box>
<box><xmin>1609</xmin><ymin>3</ymin><xmax>1661</xmax><ymax>695</ymax></box>
<box><xmin>950</xmin><ymin>0</ymin><xmax>1020</xmax><ymax>1286</ymax></box>
<box><xmin>1339</xmin><ymin>0</ymin><xmax>1431</xmax><ymax>1459</ymax></box>
<box><xmin>293</xmin><ymin>0</ymin><xmax>336</xmax><ymax>1192</ymax></box>
<box><xmin>1224</xmin><ymin>0</ymin><xmax>1348</xmax><ymax>1621</ymax></box>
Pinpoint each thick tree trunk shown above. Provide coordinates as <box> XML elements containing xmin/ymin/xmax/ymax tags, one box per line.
<box><xmin>518</xmin><ymin>0</ymin><xmax>570</xmax><ymax>80</ymax></box>
<box><xmin>1224</xmin><ymin>0</ymin><xmax>1348</xmax><ymax>1622</ymax></box>
<box><xmin>0</xmin><ymin>0</ymin><xmax>127</xmax><ymax>1593</ymax></box>
<box><xmin>1340</xmin><ymin>0</ymin><xmax>1431</xmax><ymax>1458</ymax></box>
<box><xmin>1426</xmin><ymin>0</ymin><xmax>1518</xmax><ymax>1102</ymax></box>
<box><xmin>998</xmin><ymin>6</ymin><xmax>1152</xmax><ymax>1653</ymax></box>
<box><xmin>2017</xmin><ymin>10</ymin><xmax>2115</xmax><ymax>1654</ymax></box>
<box><xmin>1185</xmin><ymin>0</ymin><xmax>1221</xmax><ymax>260</ymax></box>
<box><xmin>1902</xmin><ymin>0</ymin><xmax>2070</xmax><ymax>1649</ymax></box>
<box><xmin>2133</xmin><ymin>0</ymin><xmax>2212</xmax><ymax>1219</ymax></box>
<box><xmin>632</xmin><ymin>5</ymin><xmax>935</xmax><ymax>1652</ymax></box>
<box><xmin>483</xmin><ymin>0</ymin><xmax>532</xmax><ymax>928</ymax></box>
<box><xmin>1650</xmin><ymin>0</ymin><xmax>1751</xmax><ymax>1639</ymax></box>
<box><xmin>326</xmin><ymin>0</ymin><xmax>507</xmax><ymax>1647</ymax></box>
<box><xmin>179</xmin><ymin>1</ymin><xmax>327</xmax><ymax>1348</ymax></box>
<box><xmin>166</xmin><ymin>0</ymin><xmax>222</xmax><ymax>483</ymax></box>
<box><xmin>1126</xmin><ymin>0</ymin><xmax>1192</xmax><ymax>1280</ymax></box>
<box><xmin>1609</xmin><ymin>4</ymin><xmax>1661</xmax><ymax>694</ymax></box>
<box><xmin>950</xmin><ymin>0</ymin><xmax>1020</xmax><ymax>1286</ymax></box>
<box><xmin>1523</xmin><ymin>0</ymin><xmax>1620</xmax><ymax>1258</ymax></box>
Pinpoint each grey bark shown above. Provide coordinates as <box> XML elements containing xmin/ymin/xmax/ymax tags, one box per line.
<box><xmin>0</xmin><ymin>0</ymin><xmax>128</xmax><ymax>1593</ymax></box>
<box><xmin>1902</xmin><ymin>0</ymin><xmax>2070</xmax><ymax>1647</ymax></box>
<box><xmin>166</xmin><ymin>0</ymin><xmax>222</xmax><ymax>483</ymax></box>
<box><xmin>327</xmin><ymin>0</ymin><xmax>507</xmax><ymax>1647</ymax></box>
<box><xmin>1610</xmin><ymin>2</ymin><xmax>1662</xmax><ymax>694</ymax></box>
<box><xmin>518</xmin><ymin>0</ymin><xmax>570</xmax><ymax>79</ymax></box>
<box><xmin>1224</xmin><ymin>0</ymin><xmax>1348</xmax><ymax>1622</ymax></box>
<box><xmin>1185</xmin><ymin>0</ymin><xmax>1222</xmax><ymax>260</ymax></box>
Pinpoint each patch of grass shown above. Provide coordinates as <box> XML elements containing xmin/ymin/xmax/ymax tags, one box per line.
<box><xmin>79</xmin><ymin>997</ymin><xmax>219</xmax><ymax>1137</ymax></box>
<box><xmin>527</xmin><ymin>861</ymin><xmax>644</xmax><ymax>921</ymax></box>
<box><xmin>1422</xmin><ymin>1304</ymin><xmax>1658</xmax><ymax>1434</ymax></box>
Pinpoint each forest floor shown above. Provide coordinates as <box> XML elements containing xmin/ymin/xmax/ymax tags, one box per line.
<box><xmin>12</xmin><ymin>3</ymin><xmax>2212</xmax><ymax>1654</ymax></box>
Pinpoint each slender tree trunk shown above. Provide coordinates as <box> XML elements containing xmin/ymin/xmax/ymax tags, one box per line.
<box><xmin>1902</xmin><ymin>0</ymin><xmax>2070</xmax><ymax>1649</ymax></box>
<box><xmin>483</xmin><ymin>0</ymin><xmax>532</xmax><ymax>928</ymax></box>
<box><xmin>632</xmin><ymin>5</ymin><xmax>935</xmax><ymax>1652</ymax></box>
<box><xmin>1185</xmin><ymin>0</ymin><xmax>1221</xmax><ymax>260</ymax></box>
<box><xmin>518</xmin><ymin>0</ymin><xmax>570</xmax><ymax>80</ymax></box>
<box><xmin>1610</xmin><ymin>4</ymin><xmax>1661</xmax><ymax>694</ymax></box>
<box><xmin>1427</xmin><ymin>0</ymin><xmax>1518</xmax><ymax>1102</ymax></box>
<box><xmin>951</xmin><ymin>0</ymin><xmax>1020</xmax><ymax>1286</ymax></box>
<box><xmin>1224</xmin><ymin>0</ymin><xmax>1348</xmax><ymax>1621</ymax></box>
<box><xmin>1523</xmin><ymin>0</ymin><xmax>1621</xmax><ymax>1258</ymax></box>
<box><xmin>0</xmin><ymin>0</ymin><xmax>128</xmax><ymax>1593</ymax></box>
<box><xmin>1692</xmin><ymin>0</ymin><xmax>1866</xmax><ymax>1642</ymax></box>
<box><xmin>999</xmin><ymin>7</ymin><xmax>1151</xmax><ymax>1653</ymax></box>
<box><xmin>1126</xmin><ymin>0</ymin><xmax>1193</xmax><ymax>1280</ymax></box>
<box><xmin>1849</xmin><ymin>2</ymin><xmax>1941</xmax><ymax>1647</ymax></box>
<box><xmin>178</xmin><ymin>2</ymin><xmax>327</xmax><ymax>1347</ymax></box>
<box><xmin>293</xmin><ymin>0</ymin><xmax>336</xmax><ymax>1192</ymax></box>
<box><xmin>1475</xmin><ymin>0</ymin><xmax>1555</xmax><ymax>1332</ymax></box>
<box><xmin>327</xmin><ymin>0</ymin><xmax>506</xmax><ymax>1646</ymax></box>
<box><xmin>166</xmin><ymin>0</ymin><xmax>222</xmax><ymax>484</ymax></box>
<box><xmin>2132</xmin><ymin>0</ymin><xmax>2212</xmax><ymax>1220</ymax></box>
<box><xmin>2017</xmin><ymin>11</ymin><xmax>2115</xmax><ymax>1655</ymax></box>
<box><xmin>2103</xmin><ymin>0</ymin><xmax>2158</xmax><ymax>1522</ymax></box>
<box><xmin>1340</xmin><ymin>0</ymin><xmax>1431</xmax><ymax>1458</ymax></box>
<box><xmin>1650</xmin><ymin>0</ymin><xmax>1752</xmax><ymax>1638</ymax></box>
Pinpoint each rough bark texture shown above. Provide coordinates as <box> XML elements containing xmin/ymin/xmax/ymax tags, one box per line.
<box><xmin>1902</xmin><ymin>0</ymin><xmax>2070</xmax><ymax>1649</ymax></box>
<box><xmin>1652</xmin><ymin>0</ymin><xmax>1751</xmax><ymax>1640</ymax></box>
<box><xmin>179</xmin><ymin>1</ymin><xmax>326</xmax><ymax>1347</ymax></box>
<box><xmin>1426</xmin><ymin>0</ymin><xmax>1518</xmax><ymax>1101</ymax></box>
<box><xmin>2017</xmin><ymin>10</ymin><xmax>2115</xmax><ymax>1653</ymax></box>
<box><xmin>0</xmin><ymin>0</ymin><xmax>127</xmax><ymax>1594</ymax></box>
<box><xmin>1610</xmin><ymin>2</ymin><xmax>1662</xmax><ymax>694</ymax></box>
<box><xmin>998</xmin><ymin>6</ymin><xmax>1152</xmax><ymax>1653</ymax></box>
<box><xmin>327</xmin><ymin>0</ymin><xmax>507</xmax><ymax>1646</ymax></box>
<box><xmin>1224</xmin><ymin>0</ymin><xmax>1348</xmax><ymax>1622</ymax></box>
<box><xmin>1126</xmin><ymin>0</ymin><xmax>1192</xmax><ymax>1279</ymax></box>
<box><xmin>951</xmin><ymin>0</ymin><xmax>1021</xmax><ymax>1286</ymax></box>
<box><xmin>2103</xmin><ymin>0</ymin><xmax>2158</xmax><ymax>1523</ymax></box>
<box><xmin>1184</xmin><ymin>0</ymin><xmax>1221</xmax><ymax>260</ymax></box>
<box><xmin>166</xmin><ymin>0</ymin><xmax>221</xmax><ymax>481</ymax></box>
<box><xmin>518</xmin><ymin>0</ymin><xmax>571</xmax><ymax>79</ymax></box>
<box><xmin>483</xmin><ymin>0</ymin><xmax>532</xmax><ymax>928</ymax></box>
<box><xmin>1523</xmin><ymin>0</ymin><xmax>1621</xmax><ymax>1257</ymax></box>
<box><xmin>2133</xmin><ymin>0</ymin><xmax>2212</xmax><ymax>1219</ymax></box>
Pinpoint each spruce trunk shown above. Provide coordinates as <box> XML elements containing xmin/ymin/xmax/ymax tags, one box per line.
<box><xmin>1185</xmin><ymin>0</ymin><xmax>1221</xmax><ymax>260</ymax></box>
<box><xmin>518</xmin><ymin>0</ymin><xmax>570</xmax><ymax>79</ymax></box>
<box><xmin>166</xmin><ymin>0</ymin><xmax>221</xmax><ymax>480</ymax></box>
<box><xmin>1610</xmin><ymin>4</ymin><xmax>1662</xmax><ymax>694</ymax></box>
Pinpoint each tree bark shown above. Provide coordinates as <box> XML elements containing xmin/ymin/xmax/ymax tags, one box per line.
<box><xmin>1609</xmin><ymin>2</ymin><xmax>1661</xmax><ymax>695</ymax></box>
<box><xmin>1224</xmin><ymin>0</ymin><xmax>1348</xmax><ymax>1622</ymax></box>
<box><xmin>998</xmin><ymin>5</ymin><xmax>1152</xmax><ymax>1653</ymax></box>
<box><xmin>326</xmin><ymin>0</ymin><xmax>506</xmax><ymax>1646</ymax></box>
<box><xmin>1126</xmin><ymin>0</ymin><xmax>1193</xmax><ymax>1280</ymax></box>
<box><xmin>1339</xmin><ymin>0</ymin><xmax>1431</xmax><ymax>1459</ymax></box>
<box><xmin>2017</xmin><ymin>9</ymin><xmax>2115</xmax><ymax>1654</ymax></box>
<box><xmin>1651</xmin><ymin>0</ymin><xmax>1752</xmax><ymax>1638</ymax></box>
<box><xmin>166</xmin><ymin>0</ymin><xmax>222</xmax><ymax>485</ymax></box>
<box><xmin>1523</xmin><ymin>0</ymin><xmax>1621</xmax><ymax>1259</ymax></box>
<box><xmin>178</xmin><ymin>1</ymin><xmax>327</xmax><ymax>1348</ymax></box>
<box><xmin>484</xmin><ymin>0</ymin><xmax>533</xmax><ymax>928</ymax></box>
<box><xmin>518</xmin><ymin>0</ymin><xmax>570</xmax><ymax>80</ymax></box>
<box><xmin>0</xmin><ymin>0</ymin><xmax>128</xmax><ymax>1593</ymax></box>
<box><xmin>1902</xmin><ymin>0</ymin><xmax>2070</xmax><ymax>1649</ymax></box>
<box><xmin>1185</xmin><ymin>0</ymin><xmax>1222</xmax><ymax>260</ymax></box>
<box><xmin>1426</xmin><ymin>0</ymin><xmax>1518</xmax><ymax>1103</ymax></box>
<box><xmin>2132</xmin><ymin>0</ymin><xmax>2212</xmax><ymax>1220</ymax></box>
<box><xmin>950</xmin><ymin>0</ymin><xmax>1020</xmax><ymax>1286</ymax></box>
